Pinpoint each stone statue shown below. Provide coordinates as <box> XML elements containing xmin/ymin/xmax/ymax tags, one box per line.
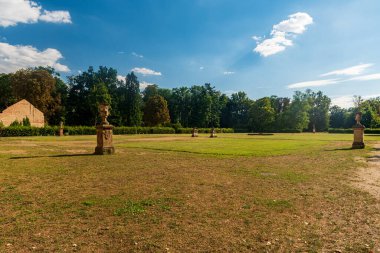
<box><xmin>95</xmin><ymin>103</ymin><xmax>115</xmax><ymax>155</ymax></box>
<box><xmin>59</xmin><ymin>121</ymin><xmax>64</xmax><ymax>136</ymax></box>
<box><xmin>210</xmin><ymin>127</ymin><xmax>217</xmax><ymax>138</ymax></box>
<box><xmin>352</xmin><ymin>112</ymin><xmax>365</xmax><ymax>149</ymax></box>
<box><xmin>99</xmin><ymin>104</ymin><xmax>110</xmax><ymax>125</ymax></box>
<box><xmin>191</xmin><ymin>127</ymin><xmax>198</xmax><ymax>137</ymax></box>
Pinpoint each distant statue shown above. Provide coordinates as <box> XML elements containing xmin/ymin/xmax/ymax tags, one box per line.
<box><xmin>99</xmin><ymin>104</ymin><xmax>110</xmax><ymax>125</ymax></box>
<box><xmin>59</xmin><ymin>121</ymin><xmax>64</xmax><ymax>136</ymax></box>
<box><xmin>191</xmin><ymin>127</ymin><xmax>198</xmax><ymax>137</ymax></box>
<box><xmin>352</xmin><ymin>112</ymin><xmax>365</xmax><ymax>149</ymax></box>
<box><xmin>210</xmin><ymin>127</ymin><xmax>217</xmax><ymax>138</ymax></box>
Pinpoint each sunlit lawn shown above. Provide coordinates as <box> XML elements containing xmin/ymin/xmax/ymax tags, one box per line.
<box><xmin>0</xmin><ymin>133</ymin><xmax>379</xmax><ymax>252</ymax></box>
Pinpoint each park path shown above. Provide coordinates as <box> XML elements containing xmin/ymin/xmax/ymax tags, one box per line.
<box><xmin>354</xmin><ymin>143</ymin><xmax>380</xmax><ymax>199</ymax></box>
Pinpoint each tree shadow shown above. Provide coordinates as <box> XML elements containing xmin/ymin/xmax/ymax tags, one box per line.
<box><xmin>10</xmin><ymin>153</ymin><xmax>94</xmax><ymax>160</ymax></box>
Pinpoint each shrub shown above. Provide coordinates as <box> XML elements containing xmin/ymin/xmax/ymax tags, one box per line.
<box><xmin>328</xmin><ymin>128</ymin><xmax>380</xmax><ymax>134</ymax></box>
<box><xmin>22</xmin><ymin>117</ymin><xmax>31</xmax><ymax>126</ymax></box>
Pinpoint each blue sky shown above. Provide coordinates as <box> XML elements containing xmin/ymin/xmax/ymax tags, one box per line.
<box><xmin>1</xmin><ymin>0</ymin><xmax>380</xmax><ymax>107</ymax></box>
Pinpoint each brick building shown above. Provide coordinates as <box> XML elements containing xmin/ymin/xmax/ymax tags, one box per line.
<box><xmin>0</xmin><ymin>99</ymin><xmax>44</xmax><ymax>127</ymax></box>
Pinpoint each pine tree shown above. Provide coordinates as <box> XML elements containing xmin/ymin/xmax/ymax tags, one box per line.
<box><xmin>124</xmin><ymin>72</ymin><xmax>142</xmax><ymax>126</ymax></box>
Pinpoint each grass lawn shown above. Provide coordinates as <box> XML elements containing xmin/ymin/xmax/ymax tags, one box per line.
<box><xmin>0</xmin><ymin>133</ymin><xmax>379</xmax><ymax>252</ymax></box>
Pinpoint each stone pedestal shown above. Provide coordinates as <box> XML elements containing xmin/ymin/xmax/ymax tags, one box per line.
<box><xmin>352</xmin><ymin>125</ymin><xmax>365</xmax><ymax>149</ymax></box>
<box><xmin>209</xmin><ymin>128</ymin><xmax>217</xmax><ymax>138</ymax></box>
<box><xmin>59</xmin><ymin>127</ymin><xmax>64</xmax><ymax>137</ymax></box>
<box><xmin>95</xmin><ymin>124</ymin><xmax>115</xmax><ymax>155</ymax></box>
<box><xmin>191</xmin><ymin>128</ymin><xmax>198</xmax><ymax>137</ymax></box>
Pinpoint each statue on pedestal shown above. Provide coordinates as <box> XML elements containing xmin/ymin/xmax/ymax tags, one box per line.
<box><xmin>352</xmin><ymin>112</ymin><xmax>365</xmax><ymax>149</ymax></box>
<box><xmin>210</xmin><ymin>127</ymin><xmax>217</xmax><ymax>138</ymax></box>
<box><xmin>59</xmin><ymin>121</ymin><xmax>64</xmax><ymax>136</ymax></box>
<box><xmin>95</xmin><ymin>104</ymin><xmax>115</xmax><ymax>155</ymax></box>
<box><xmin>191</xmin><ymin>127</ymin><xmax>198</xmax><ymax>137</ymax></box>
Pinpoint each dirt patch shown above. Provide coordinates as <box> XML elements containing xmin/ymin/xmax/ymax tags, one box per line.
<box><xmin>65</xmin><ymin>149</ymin><xmax>88</xmax><ymax>154</ymax></box>
<box><xmin>353</xmin><ymin>143</ymin><xmax>380</xmax><ymax>199</ymax></box>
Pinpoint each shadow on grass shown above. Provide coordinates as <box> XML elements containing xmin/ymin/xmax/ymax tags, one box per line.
<box><xmin>10</xmin><ymin>153</ymin><xmax>94</xmax><ymax>159</ymax></box>
<box><xmin>325</xmin><ymin>147</ymin><xmax>353</xmax><ymax>151</ymax></box>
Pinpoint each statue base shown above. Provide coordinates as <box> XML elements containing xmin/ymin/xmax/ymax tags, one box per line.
<box><xmin>352</xmin><ymin>125</ymin><xmax>365</xmax><ymax>149</ymax></box>
<box><xmin>94</xmin><ymin>124</ymin><xmax>115</xmax><ymax>155</ymax></box>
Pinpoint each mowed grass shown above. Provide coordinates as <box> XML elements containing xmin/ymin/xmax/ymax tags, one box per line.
<box><xmin>0</xmin><ymin>133</ymin><xmax>379</xmax><ymax>252</ymax></box>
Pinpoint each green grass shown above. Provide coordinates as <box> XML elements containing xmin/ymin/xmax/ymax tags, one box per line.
<box><xmin>0</xmin><ymin>133</ymin><xmax>379</xmax><ymax>252</ymax></box>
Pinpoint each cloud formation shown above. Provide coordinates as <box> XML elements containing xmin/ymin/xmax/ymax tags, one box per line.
<box><xmin>287</xmin><ymin>63</ymin><xmax>380</xmax><ymax>89</ymax></box>
<box><xmin>131</xmin><ymin>67</ymin><xmax>162</xmax><ymax>76</ymax></box>
<box><xmin>0</xmin><ymin>0</ymin><xmax>72</xmax><ymax>27</ymax></box>
<box><xmin>0</xmin><ymin>42</ymin><xmax>70</xmax><ymax>73</ymax></box>
<box><xmin>223</xmin><ymin>71</ymin><xmax>235</xmax><ymax>75</ymax></box>
<box><xmin>254</xmin><ymin>12</ymin><xmax>313</xmax><ymax>57</ymax></box>
<box><xmin>321</xmin><ymin>63</ymin><xmax>373</xmax><ymax>76</ymax></box>
<box><xmin>287</xmin><ymin>78</ymin><xmax>340</xmax><ymax>89</ymax></box>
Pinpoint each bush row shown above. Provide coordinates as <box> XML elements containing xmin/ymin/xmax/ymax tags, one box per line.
<box><xmin>0</xmin><ymin>126</ymin><xmax>234</xmax><ymax>137</ymax></box>
<box><xmin>328</xmin><ymin>128</ymin><xmax>380</xmax><ymax>134</ymax></box>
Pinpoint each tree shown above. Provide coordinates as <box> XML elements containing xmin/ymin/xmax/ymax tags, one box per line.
<box><xmin>11</xmin><ymin>68</ymin><xmax>61</xmax><ymax>125</ymax></box>
<box><xmin>0</xmin><ymin>73</ymin><xmax>16</xmax><ymax>111</ymax></box>
<box><xmin>284</xmin><ymin>91</ymin><xmax>310</xmax><ymax>132</ymax></box>
<box><xmin>171</xmin><ymin>87</ymin><xmax>191</xmax><ymax>126</ymax></box>
<box><xmin>142</xmin><ymin>84</ymin><xmax>159</xmax><ymax>103</ymax></box>
<box><xmin>248</xmin><ymin>97</ymin><xmax>275</xmax><ymax>132</ymax></box>
<box><xmin>221</xmin><ymin>92</ymin><xmax>251</xmax><ymax>130</ymax></box>
<box><xmin>306</xmin><ymin>90</ymin><xmax>331</xmax><ymax>131</ymax></box>
<box><xmin>123</xmin><ymin>72</ymin><xmax>142</xmax><ymax>126</ymax></box>
<box><xmin>143</xmin><ymin>95</ymin><xmax>171</xmax><ymax>126</ymax></box>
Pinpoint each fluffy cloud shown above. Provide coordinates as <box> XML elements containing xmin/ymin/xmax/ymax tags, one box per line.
<box><xmin>332</xmin><ymin>94</ymin><xmax>380</xmax><ymax>108</ymax></box>
<box><xmin>223</xmin><ymin>71</ymin><xmax>235</xmax><ymax>75</ymax></box>
<box><xmin>117</xmin><ymin>75</ymin><xmax>125</xmax><ymax>82</ymax></box>
<box><xmin>254</xmin><ymin>12</ymin><xmax>313</xmax><ymax>57</ymax></box>
<box><xmin>139</xmin><ymin>81</ymin><xmax>154</xmax><ymax>90</ymax></box>
<box><xmin>0</xmin><ymin>42</ymin><xmax>69</xmax><ymax>73</ymax></box>
<box><xmin>321</xmin><ymin>63</ymin><xmax>373</xmax><ymax>76</ymax></box>
<box><xmin>131</xmin><ymin>67</ymin><xmax>162</xmax><ymax>76</ymax></box>
<box><xmin>287</xmin><ymin>78</ymin><xmax>340</xmax><ymax>89</ymax></box>
<box><xmin>0</xmin><ymin>0</ymin><xmax>71</xmax><ymax>27</ymax></box>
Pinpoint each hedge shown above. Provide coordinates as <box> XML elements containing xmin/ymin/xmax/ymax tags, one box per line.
<box><xmin>0</xmin><ymin>126</ymin><xmax>233</xmax><ymax>137</ymax></box>
<box><xmin>328</xmin><ymin>128</ymin><xmax>380</xmax><ymax>134</ymax></box>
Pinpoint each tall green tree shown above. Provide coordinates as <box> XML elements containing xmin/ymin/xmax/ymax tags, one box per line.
<box><xmin>248</xmin><ymin>97</ymin><xmax>275</xmax><ymax>132</ymax></box>
<box><xmin>122</xmin><ymin>72</ymin><xmax>142</xmax><ymax>126</ymax></box>
<box><xmin>306</xmin><ymin>90</ymin><xmax>331</xmax><ymax>131</ymax></box>
<box><xmin>0</xmin><ymin>73</ymin><xmax>16</xmax><ymax>111</ymax></box>
<box><xmin>284</xmin><ymin>91</ymin><xmax>310</xmax><ymax>131</ymax></box>
<box><xmin>143</xmin><ymin>95</ymin><xmax>171</xmax><ymax>126</ymax></box>
<box><xmin>221</xmin><ymin>92</ymin><xmax>251</xmax><ymax>130</ymax></box>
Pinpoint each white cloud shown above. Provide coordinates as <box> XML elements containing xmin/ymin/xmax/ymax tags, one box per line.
<box><xmin>331</xmin><ymin>95</ymin><xmax>355</xmax><ymax>108</ymax></box>
<box><xmin>199</xmin><ymin>66</ymin><xmax>204</xmax><ymax>70</ymax></box>
<box><xmin>139</xmin><ymin>81</ymin><xmax>154</xmax><ymax>90</ymax></box>
<box><xmin>321</xmin><ymin>63</ymin><xmax>373</xmax><ymax>77</ymax></box>
<box><xmin>117</xmin><ymin>75</ymin><xmax>125</xmax><ymax>82</ymax></box>
<box><xmin>252</xmin><ymin>36</ymin><xmax>262</xmax><ymax>42</ymax></box>
<box><xmin>0</xmin><ymin>0</ymin><xmax>71</xmax><ymax>27</ymax></box>
<box><xmin>287</xmin><ymin>78</ymin><xmax>341</xmax><ymax>89</ymax></box>
<box><xmin>223</xmin><ymin>71</ymin><xmax>235</xmax><ymax>75</ymax></box>
<box><xmin>349</xmin><ymin>73</ymin><xmax>380</xmax><ymax>81</ymax></box>
<box><xmin>332</xmin><ymin>94</ymin><xmax>380</xmax><ymax>108</ymax></box>
<box><xmin>132</xmin><ymin>52</ymin><xmax>144</xmax><ymax>58</ymax></box>
<box><xmin>254</xmin><ymin>12</ymin><xmax>313</xmax><ymax>57</ymax></box>
<box><xmin>0</xmin><ymin>42</ymin><xmax>69</xmax><ymax>73</ymax></box>
<box><xmin>131</xmin><ymin>67</ymin><xmax>162</xmax><ymax>76</ymax></box>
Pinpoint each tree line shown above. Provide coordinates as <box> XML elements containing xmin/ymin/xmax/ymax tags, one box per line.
<box><xmin>1</xmin><ymin>66</ymin><xmax>379</xmax><ymax>131</ymax></box>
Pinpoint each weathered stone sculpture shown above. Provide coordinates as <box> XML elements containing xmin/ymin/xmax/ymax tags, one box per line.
<box><xmin>209</xmin><ymin>127</ymin><xmax>217</xmax><ymax>138</ymax></box>
<box><xmin>95</xmin><ymin>104</ymin><xmax>115</xmax><ymax>155</ymax></box>
<box><xmin>352</xmin><ymin>112</ymin><xmax>365</xmax><ymax>149</ymax></box>
<box><xmin>191</xmin><ymin>127</ymin><xmax>198</xmax><ymax>137</ymax></box>
<box><xmin>59</xmin><ymin>121</ymin><xmax>64</xmax><ymax>137</ymax></box>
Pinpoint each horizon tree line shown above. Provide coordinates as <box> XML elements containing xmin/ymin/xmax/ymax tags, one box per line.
<box><xmin>0</xmin><ymin>66</ymin><xmax>379</xmax><ymax>131</ymax></box>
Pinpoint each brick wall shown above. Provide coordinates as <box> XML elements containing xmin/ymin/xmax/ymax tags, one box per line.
<box><xmin>0</xmin><ymin>99</ymin><xmax>44</xmax><ymax>127</ymax></box>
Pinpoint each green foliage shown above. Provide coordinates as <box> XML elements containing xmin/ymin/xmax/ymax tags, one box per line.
<box><xmin>10</xmin><ymin>120</ymin><xmax>22</xmax><ymax>127</ymax></box>
<box><xmin>249</xmin><ymin>97</ymin><xmax>275</xmax><ymax>132</ymax></box>
<box><xmin>22</xmin><ymin>117</ymin><xmax>31</xmax><ymax>127</ymax></box>
<box><xmin>143</xmin><ymin>95</ymin><xmax>171</xmax><ymax>126</ymax></box>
